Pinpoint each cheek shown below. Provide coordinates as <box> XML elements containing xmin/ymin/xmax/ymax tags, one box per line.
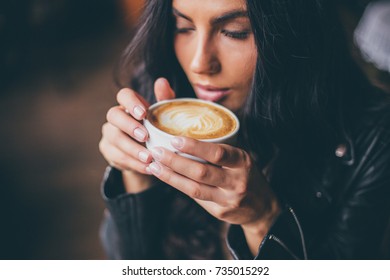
<box><xmin>174</xmin><ymin>37</ymin><xmax>191</xmax><ymax>73</ymax></box>
<box><xmin>224</xmin><ymin>45</ymin><xmax>257</xmax><ymax>85</ymax></box>
<box><xmin>243</xmin><ymin>54</ymin><xmax>257</xmax><ymax>87</ymax></box>
<box><xmin>241</xmin><ymin>46</ymin><xmax>257</xmax><ymax>86</ymax></box>
<box><xmin>219</xmin><ymin>36</ymin><xmax>257</xmax><ymax>72</ymax></box>
<box><xmin>225</xmin><ymin>47</ymin><xmax>257</xmax><ymax>107</ymax></box>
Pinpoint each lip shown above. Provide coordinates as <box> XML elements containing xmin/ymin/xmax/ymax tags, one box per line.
<box><xmin>194</xmin><ymin>84</ymin><xmax>231</xmax><ymax>102</ymax></box>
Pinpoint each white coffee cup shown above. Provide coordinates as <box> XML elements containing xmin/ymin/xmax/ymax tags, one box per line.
<box><xmin>143</xmin><ymin>98</ymin><xmax>240</xmax><ymax>162</ymax></box>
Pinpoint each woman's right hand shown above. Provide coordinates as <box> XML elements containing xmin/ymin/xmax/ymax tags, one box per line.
<box><xmin>99</xmin><ymin>78</ymin><xmax>175</xmax><ymax>193</ymax></box>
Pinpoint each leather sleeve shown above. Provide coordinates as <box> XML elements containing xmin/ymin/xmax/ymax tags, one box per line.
<box><xmin>99</xmin><ymin>167</ymin><xmax>171</xmax><ymax>259</ymax></box>
<box><xmin>228</xmin><ymin>114</ymin><xmax>390</xmax><ymax>260</ymax></box>
<box><xmin>227</xmin><ymin>205</ymin><xmax>307</xmax><ymax>259</ymax></box>
<box><xmin>314</xmin><ymin>122</ymin><xmax>390</xmax><ymax>259</ymax></box>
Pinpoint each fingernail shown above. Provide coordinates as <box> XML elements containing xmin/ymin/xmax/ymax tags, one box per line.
<box><xmin>171</xmin><ymin>137</ymin><xmax>184</xmax><ymax>149</ymax></box>
<box><xmin>149</xmin><ymin>162</ymin><xmax>161</xmax><ymax>175</ymax></box>
<box><xmin>145</xmin><ymin>167</ymin><xmax>152</xmax><ymax>174</ymax></box>
<box><xmin>134</xmin><ymin>128</ymin><xmax>147</xmax><ymax>142</ymax></box>
<box><xmin>138</xmin><ymin>151</ymin><xmax>150</xmax><ymax>163</ymax></box>
<box><xmin>133</xmin><ymin>105</ymin><xmax>146</xmax><ymax>119</ymax></box>
<box><xmin>150</xmin><ymin>147</ymin><xmax>163</xmax><ymax>161</ymax></box>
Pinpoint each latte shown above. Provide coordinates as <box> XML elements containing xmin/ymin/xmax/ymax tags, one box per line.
<box><xmin>147</xmin><ymin>100</ymin><xmax>237</xmax><ymax>139</ymax></box>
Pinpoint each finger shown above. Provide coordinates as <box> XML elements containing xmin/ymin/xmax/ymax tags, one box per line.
<box><xmin>149</xmin><ymin>147</ymin><xmax>230</xmax><ymax>188</ymax></box>
<box><xmin>154</xmin><ymin>78</ymin><xmax>176</xmax><ymax>102</ymax></box>
<box><xmin>99</xmin><ymin>140</ymin><xmax>151</xmax><ymax>174</ymax></box>
<box><xmin>117</xmin><ymin>88</ymin><xmax>150</xmax><ymax>120</ymax></box>
<box><xmin>171</xmin><ymin>137</ymin><xmax>250</xmax><ymax>168</ymax></box>
<box><xmin>106</xmin><ymin>106</ymin><xmax>149</xmax><ymax>142</ymax></box>
<box><xmin>147</xmin><ymin>161</ymin><xmax>227</xmax><ymax>204</ymax></box>
<box><xmin>102</xmin><ymin>123</ymin><xmax>152</xmax><ymax>164</ymax></box>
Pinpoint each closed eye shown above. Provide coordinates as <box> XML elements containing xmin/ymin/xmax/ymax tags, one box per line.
<box><xmin>221</xmin><ymin>30</ymin><xmax>250</xmax><ymax>40</ymax></box>
<box><xmin>175</xmin><ymin>27</ymin><xmax>195</xmax><ymax>34</ymax></box>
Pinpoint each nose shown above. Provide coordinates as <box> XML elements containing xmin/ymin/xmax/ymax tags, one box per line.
<box><xmin>190</xmin><ymin>36</ymin><xmax>221</xmax><ymax>75</ymax></box>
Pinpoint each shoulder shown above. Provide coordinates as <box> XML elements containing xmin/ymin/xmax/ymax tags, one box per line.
<box><xmin>345</xmin><ymin>96</ymin><xmax>390</xmax><ymax>184</ymax></box>
<box><xmin>354</xmin><ymin>99</ymin><xmax>390</xmax><ymax>156</ymax></box>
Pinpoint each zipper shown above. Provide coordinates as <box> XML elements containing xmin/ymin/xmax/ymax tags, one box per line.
<box><xmin>288</xmin><ymin>206</ymin><xmax>308</xmax><ymax>259</ymax></box>
<box><xmin>268</xmin><ymin>234</ymin><xmax>300</xmax><ymax>260</ymax></box>
<box><xmin>226</xmin><ymin>240</ymin><xmax>240</xmax><ymax>260</ymax></box>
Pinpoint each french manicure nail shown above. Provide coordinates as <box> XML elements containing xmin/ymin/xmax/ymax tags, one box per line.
<box><xmin>149</xmin><ymin>162</ymin><xmax>161</xmax><ymax>175</ymax></box>
<box><xmin>150</xmin><ymin>147</ymin><xmax>163</xmax><ymax>161</ymax></box>
<box><xmin>133</xmin><ymin>105</ymin><xmax>146</xmax><ymax>119</ymax></box>
<box><xmin>171</xmin><ymin>137</ymin><xmax>184</xmax><ymax>149</ymax></box>
<box><xmin>138</xmin><ymin>151</ymin><xmax>150</xmax><ymax>163</ymax></box>
<box><xmin>134</xmin><ymin>128</ymin><xmax>147</xmax><ymax>142</ymax></box>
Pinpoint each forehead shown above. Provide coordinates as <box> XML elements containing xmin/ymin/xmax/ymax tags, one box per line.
<box><xmin>172</xmin><ymin>0</ymin><xmax>247</xmax><ymax>17</ymax></box>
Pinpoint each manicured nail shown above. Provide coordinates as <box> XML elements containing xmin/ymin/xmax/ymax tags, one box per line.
<box><xmin>150</xmin><ymin>147</ymin><xmax>163</xmax><ymax>161</ymax></box>
<box><xmin>134</xmin><ymin>128</ymin><xmax>147</xmax><ymax>142</ymax></box>
<box><xmin>171</xmin><ymin>137</ymin><xmax>184</xmax><ymax>149</ymax></box>
<box><xmin>138</xmin><ymin>151</ymin><xmax>150</xmax><ymax>163</ymax></box>
<box><xmin>149</xmin><ymin>162</ymin><xmax>161</xmax><ymax>175</ymax></box>
<box><xmin>133</xmin><ymin>105</ymin><xmax>146</xmax><ymax>119</ymax></box>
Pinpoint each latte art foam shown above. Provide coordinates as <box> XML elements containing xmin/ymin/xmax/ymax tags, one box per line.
<box><xmin>159</xmin><ymin>106</ymin><xmax>224</xmax><ymax>137</ymax></box>
<box><xmin>148</xmin><ymin>101</ymin><xmax>237</xmax><ymax>139</ymax></box>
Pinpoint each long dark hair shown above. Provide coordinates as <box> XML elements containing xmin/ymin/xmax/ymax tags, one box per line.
<box><xmin>117</xmin><ymin>0</ymin><xmax>377</xmax><ymax>259</ymax></box>
<box><xmin>117</xmin><ymin>0</ymin><xmax>194</xmax><ymax>103</ymax></box>
<box><xmin>244</xmin><ymin>0</ymin><xmax>377</xmax><ymax>164</ymax></box>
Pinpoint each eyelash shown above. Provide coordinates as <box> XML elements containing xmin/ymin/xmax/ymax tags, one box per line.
<box><xmin>221</xmin><ymin>30</ymin><xmax>250</xmax><ymax>40</ymax></box>
<box><xmin>175</xmin><ymin>28</ymin><xmax>250</xmax><ymax>41</ymax></box>
<box><xmin>175</xmin><ymin>27</ymin><xmax>194</xmax><ymax>34</ymax></box>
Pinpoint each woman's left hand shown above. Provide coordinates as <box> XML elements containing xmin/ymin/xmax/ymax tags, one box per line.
<box><xmin>147</xmin><ymin>136</ymin><xmax>280</xmax><ymax>253</ymax></box>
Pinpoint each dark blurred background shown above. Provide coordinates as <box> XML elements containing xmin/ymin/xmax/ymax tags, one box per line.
<box><xmin>0</xmin><ymin>0</ymin><xmax>143</xmax><ymax>259</ymax></box>
<box><xmin>0</xmin><ymin>0</ymin><xmax>388</xmax><ymax>260</ymax></box>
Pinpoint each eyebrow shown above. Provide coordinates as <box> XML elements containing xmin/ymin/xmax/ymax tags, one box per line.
<box><xmin>172</xmin><ymin>8</ymin><xmax>248</xmax><ymax>25</ymax></box>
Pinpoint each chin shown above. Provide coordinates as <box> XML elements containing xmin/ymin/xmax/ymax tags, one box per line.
<box><xmin>220</xmin><ymin>98</ymin><xmax>245</xmax><ymax>114</ymax></box>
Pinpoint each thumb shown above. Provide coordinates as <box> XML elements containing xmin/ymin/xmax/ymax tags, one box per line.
<box><xmin>154</xmin><ymin>78</ymin><xmax>176</xmax><ymax>102</ymax></box>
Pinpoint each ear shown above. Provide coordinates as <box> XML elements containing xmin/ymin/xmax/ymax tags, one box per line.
<box><xmin>154</xmin><ymin>78</ymin><xmax>176</xmax><ymax>102</ymax></box>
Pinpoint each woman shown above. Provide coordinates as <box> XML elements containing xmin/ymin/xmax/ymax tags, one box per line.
<box><xmin>99</xmin><ymin>0</ymin><xmax>390</xmax><ymax>259</ymax></box>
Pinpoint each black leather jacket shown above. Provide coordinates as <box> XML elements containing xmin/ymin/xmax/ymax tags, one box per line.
<box><xmin>100</xmin><ymin>104</ymin><xmax>390</xmax><ymax>260</ymax></box>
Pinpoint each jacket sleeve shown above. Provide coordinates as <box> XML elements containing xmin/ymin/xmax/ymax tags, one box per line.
<box><xmin>99</xmin><ymin>167</ymin><xmax>171</xmax><ymax>259</ymax></box>
<box><xmin>227</xmin><ymin>116</ymin><xmax>390</xmax><ymax>260</ymax></box>
<box><xmin>227</xmin><ymin>205</ymin><xmax>307</xmax><ymax>259</ymax></box>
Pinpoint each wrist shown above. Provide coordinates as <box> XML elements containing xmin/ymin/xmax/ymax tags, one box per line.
<box><xmin>241</xmin><ymin>196</ymin><xmax>281</xmax><ymax>256</ymax></box>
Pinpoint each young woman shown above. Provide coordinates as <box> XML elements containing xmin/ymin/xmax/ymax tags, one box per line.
<box><xmin>98</xmin><ymin>0</ymin><xmax>390</xmax><ymax>259</ymax></box>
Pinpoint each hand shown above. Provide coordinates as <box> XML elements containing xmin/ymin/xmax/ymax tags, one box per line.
<box><xmin>146</xmin><ymin>137</ymin><xmax>280</xmax><ymax>253</ymax></box>
<box><xmin>99</xmin><ymin>78</ymin><xmax>175</xmax><ymax>192</ymax></box>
